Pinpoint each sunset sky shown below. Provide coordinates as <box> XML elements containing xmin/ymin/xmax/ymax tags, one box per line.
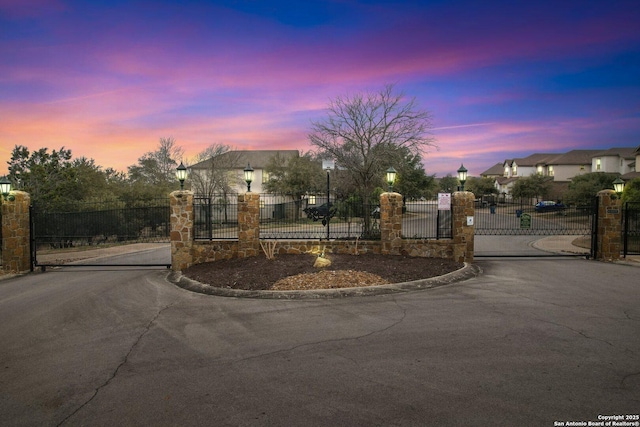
<box><xmin>1</xmin><ymin>0</ymin><xmax>639</xmax><ymax>177</ymax></box>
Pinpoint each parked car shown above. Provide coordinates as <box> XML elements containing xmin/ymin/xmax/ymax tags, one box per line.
<box><xmin>535</xmin><ymin>201</ymin><xmax>566</xmax><ymax>212</ymax></box>
<box><xmin>303</xmin><ymin>203</ymin><xmax>336</xmax><ymax>222</ymax></box>
<box><xmin>371</xmin><ymin>206</ymin><xmax>380</xmax><ymax>219</ymax></box>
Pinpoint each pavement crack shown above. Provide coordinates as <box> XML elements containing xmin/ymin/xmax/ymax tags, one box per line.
<box><xmin>535</xmin><ymin>317</ymin><xmax>614</xmax><ymax>347</ymax></box>
<box><xmin>56</xmin><ymin>301</ymin><xmax>177</xmax><ymax>426</ymax></box>
<box><xmin>235</xmin><ymin>300</ymin><xmax>407</xmax><ymax>364</ymax></box>
<box><xmin>621</xmin><ymin>371</ymin><xmax>640</xmax><ymax>389</ymax></box>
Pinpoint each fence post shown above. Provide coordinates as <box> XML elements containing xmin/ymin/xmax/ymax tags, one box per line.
<box><xmin>594</xmin><ymin>189</ymin><xmax>621</xmax><ymax>262</ymax></box>
<box><xmin>1</xmin><ymin>191</ymin><xmax>31</xmax><ymax>274</ymax></box>
<box><xmin>170</xmin><ymin>190</ymin><xmax>194</xmax><ymax>271</ymax></box>
<box><xmin>452</xmin><ymin>191</ymin><xmax>474</xmax><ymax>263</ymax></box>
<box><xmin>380</xmin><ymin>192</ymin><xmax>403</xmax><ymax>255</ymax></box>
<box><xmin>238</xmin><ymin>192</ymin><xmax>260</xmax><ymax>258</ymax></box>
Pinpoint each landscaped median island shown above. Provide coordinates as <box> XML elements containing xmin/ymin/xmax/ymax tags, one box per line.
<box><xmin>178</xmin><ymin>253</ymin><xmax>475</xmax><ymax>296</ymax></box>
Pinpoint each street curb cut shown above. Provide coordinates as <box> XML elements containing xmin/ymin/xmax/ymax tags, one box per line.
<box><xmin>168</xmin><ymin>263</ymin><xmax>482</xmax><ymax>299</ymax></box>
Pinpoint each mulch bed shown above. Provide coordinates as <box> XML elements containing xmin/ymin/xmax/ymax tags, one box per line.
<box><xmin>182</xmin><ymin>253</ymin><xmax>463</xmax><ymax>291</ymax></box>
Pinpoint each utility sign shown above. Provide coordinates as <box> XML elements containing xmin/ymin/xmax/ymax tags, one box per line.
<box><xmin>438</xmin><ymin>193</ymin><xmax>451</xmax><ymax>210</ymax></box>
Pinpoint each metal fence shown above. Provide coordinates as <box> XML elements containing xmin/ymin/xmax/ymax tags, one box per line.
<box><xmin>31</xmin><ymin>198</ymin><xmax>171</xmax><ymax>250</ymax></box>
<box><xmin>259</xmin><ymin>195</ymin><xmax>381</xmax><ymax>240</ymax></box>
<box><xmin>403</xmin><ymin>200</ymin><xmax>452</xmax><ymax>239</ymax></box>
<box><xmin>623</xmin><ymin>202</ymin><xmax>640</xmax><ymax>256</ymax></box>
<box><xmin>474</xmin><ymin>197</ymin><xmax>593</xmax><ymax>236</ymax></box>
<box><xmin>192</xmin><ymin>194</ymin><xmax>451</xmax><ymax>241</ymax></box>
<box><xmin>194</xmin><ymin>194</ymin><xmax>239</xmax><ymax>240</ymax></box>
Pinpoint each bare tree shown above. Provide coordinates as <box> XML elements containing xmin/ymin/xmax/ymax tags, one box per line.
<box><xmin>128</xmin><ymin>136</ymin><xmax>183</xmax><ymax>187</ymax></box>
<box><xmin>308</xmin><ymin>84</ymin><xmax>436</xmax><ymax>201</ymax></box>
<box><xmin>188</xmin><ymin>144</ymin><xmax>243</xmax><ymax>198</ymax></box>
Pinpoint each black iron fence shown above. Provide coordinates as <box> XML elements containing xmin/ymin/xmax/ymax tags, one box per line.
<box><xmin>623</xmin><ymin>201</ymin><xmax>640</xmax><ymax>256</ymax></box>
<box><xmin>194</xmin><ymin>194</ymin><xmax>239</xmax><ymax>240</ymax></box>
<box><xmin>31</xmin><ymin>198</ymin><xmax>170</xmax><ymax>250</ymax></box>
<box><xmin>259</xmin><ymin>195</ymin><xmax>381</xmax><ymax>240</ymax></box>
<box><xmin>403</xmin><ymin>200</ymin><xmax>452</xmax><ymax>239</ymax></box>
<box><xmin>192</xmin><ymin>194</ymin><xmax>451</xmax><ymax>241</ymax></box>
<box><xmin>475</xmin><ymin>196</ymin><xmax>593</xmax><ymax>236</ymax></box>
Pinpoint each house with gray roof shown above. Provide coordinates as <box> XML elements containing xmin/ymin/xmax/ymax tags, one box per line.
<box><xmin>591</xmin><ymin>147</ymin><xmax>637</xmax><ymax>176</ymax></box>
<box><xmin>189</xmin><ymin>150</ymin><xmax>299</xmax><ymax>194</ymax></box>
<box><xmin>484</xmin><ymin>146</ymin><xmax>638</xmax><ymax>195</ymax></box>
<box><xmin>544</xmin><ymin>150</ymin><xmax>600</xmax><ymax>181</ymax></box>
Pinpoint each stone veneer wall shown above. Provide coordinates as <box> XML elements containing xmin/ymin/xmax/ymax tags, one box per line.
<box><xmin>595</xmin><ymin>189</ymin><xmax>621</xmax><ymax>262</ymax></box>
<box><xmin>170</xmin><ymin>190</ymin><xmax>194</xmax><ymax>271</ymax></box>
<box><xmin>173</xmin><ymin>191</ymin><xmax>475</xmax><ymax>270</ymax></box>
<box><xmin>1</xmin><ymin>191</ymin><xmax>31</xmax><ymax>273</ymax></box>
<box><xmin>452</xmin><ymin>191</ymin><xmax>475</xmax><ymax>264</ymax></box>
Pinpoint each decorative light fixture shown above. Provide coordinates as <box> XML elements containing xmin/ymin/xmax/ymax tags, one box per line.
<box><xmin>457</xmin><ymin>164</ymin><xmax>468</xmax><ymax>191</ymax></box>
<box><xmin>613</xmin><ymin>177</ymin><xmax>625</xmax><ymax>195</ymax></box>
<box><xmin>322</xmin><ymin>160</ymin><xmax>334</xmax><ymax>240</ymax></box>
<box><xmin>176</xmin><ymin>162</ymin><xmax>188</xmax><ymax>190</ymax></box>
<box><xmin>0</xmin><ymin>176</ymin><xmax>14</xmax><ymax>202</ymax></box>
<box><xmin>386</xmin><ymin>167</ymin><xmax>397</xmax><ymax>192</ymax></box>
<box><xmin>244</xmin><ymin>163</ymin><xmax>254</xmax><ymax>192</ymax></box>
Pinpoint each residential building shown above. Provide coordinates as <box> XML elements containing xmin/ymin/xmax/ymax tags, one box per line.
<box><xmin>480</xmin><ymin>146</ymin><xmax>639</xmax><ymax>195</ymax></box>
<box><xmin>189</xmin><ymin>149</ymin><xmax>299</xmax><ymax>194</ymax></box>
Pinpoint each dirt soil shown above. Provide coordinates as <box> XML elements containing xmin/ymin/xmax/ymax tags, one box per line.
<box><xmin>182</xmin><ymin>253</ymin><xmax>463</xmax><ymax>291</ymax></box>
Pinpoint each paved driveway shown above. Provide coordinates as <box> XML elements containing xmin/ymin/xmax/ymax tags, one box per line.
<box><xmin>0</xmin><ymin>248</ymin><xmax>638</xmax><ymax>426</ymax></box>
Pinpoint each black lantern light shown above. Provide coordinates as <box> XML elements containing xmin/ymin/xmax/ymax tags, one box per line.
<box><xmin>176</xmin><ymin>162</ymin><xmax>188</xmax><ymax>190</ymax></box>
<box><xmin>244</xmin><ymin>163</ymin><xmax>254</xmax><ymax>192</ymax></box>
<box><xmin>613</xmin><ymin>177</ymin><xmax>625</xmax><ymax>195</ymax></box>
<box><xmin>386</xmin><ymin>167</ymin><xmax>397</xmax><ymax>192</ymax></box>
<box><xmin>457</xmin><ymin>164</ymin><xmax>468</xmax><ymax>191</ymax></box>
<box><xmin>0</xmin><ymin>176</ymin><xmax>14</xmax><ymax>202</ymax></box>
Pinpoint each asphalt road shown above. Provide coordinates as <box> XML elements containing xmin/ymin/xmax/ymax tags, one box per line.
<box><xmin>0</xmin><ymin>247</ymin><xmax>638</xmax><ymax>426</ymax></box>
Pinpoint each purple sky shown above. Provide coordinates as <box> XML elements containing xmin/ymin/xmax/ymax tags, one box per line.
<box><xmin>1</xmin><ymin>0</ymin><xmax>639</xmax><ymax>177</ymax></box>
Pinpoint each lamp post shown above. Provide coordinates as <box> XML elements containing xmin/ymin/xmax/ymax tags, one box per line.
<box><xmin>0</xmin><ymin>176</ymin><xmax>14</xmax><ymax>202</ymax></box>
<box><xmin>457</xmin><ymin>164</ymin><xmax>468</xmax><ymax>192</ymax></box>
<box><xmin>175</xmin><ymin>162</ymin><xmax>187</xmax><ymax>190</ymax></box>
<box><xmin>386</xmin><ymin>167</ymin><xmax>397</xmax><ymax>192</ymax></box>
<box><xmin>244</xmin><ymin>163</ymin><xmax>254</xmax><ymax>192</ymax></box>
<box><xmin>613</xmin><ymin>177</ymin><xmax>625</xmax><ymax>196</ymax></box>
<box><xmin>322</xmin><ymin>160</ymin><xmax>334</xmax><ymax>240</ymax></box>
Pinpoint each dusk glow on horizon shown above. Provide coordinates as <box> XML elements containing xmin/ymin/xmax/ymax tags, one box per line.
<box><xmin>1</xmin><ymin>0</ymin><xmax>639</xmax><ymax>177</ymax></box>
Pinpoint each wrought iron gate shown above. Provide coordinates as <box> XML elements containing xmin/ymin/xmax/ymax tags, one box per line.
<box><xmin>475</xmin><ymin>197</ymin><xmax>593</xmax><ymax>236</ymax></box>
<box><xmin>30</xmin><ymin>199</ymin><xmax>171</xmax><ymax>270</ymax></box>
<box><xmin>623</xmin><ymin>201</ymin><xmax>640</xmax><ymax>257</ymax></box>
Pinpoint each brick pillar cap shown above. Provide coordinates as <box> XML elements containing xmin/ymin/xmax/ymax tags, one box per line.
<box><xmin>596</xmin><ymin>189</ymin><xmax>615</xmax><ymax>196</ymax></box>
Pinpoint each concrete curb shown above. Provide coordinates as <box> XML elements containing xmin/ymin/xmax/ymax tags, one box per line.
<box><xmin>167</xmin><ymin>263</ymin><xmax>482</xmax><ymax>299</ymax></box>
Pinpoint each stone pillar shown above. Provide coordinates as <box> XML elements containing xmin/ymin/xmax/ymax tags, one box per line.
<box><xmin>170</xmin><ymin>190</ymin><xmax>194</xmax><ymax>271</ymax></box>
<box><xmin>595</xmin><ymin>189</ymin><xmax>621</xmax><ymax>262</ymax></box>
<box><xmin>238</xmin><ymin>192</ymin><xmax>260</xmax><ymax>258</ymax></box>
<box><xmin>452</xmin><ymin>191</ymin><xmax>475</xmax><ymax>264</ymax></box>
<box><xmin>380</xmin><ymin>192</ymin><xmax>403</xmax><ymax>255</ymax></box>
<box><xmin>1</xmin><ymin>191</ymin><xmax>31</xmax><ymax>274</ymax></box>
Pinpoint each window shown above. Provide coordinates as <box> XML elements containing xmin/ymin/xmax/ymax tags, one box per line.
<box><xmin>262</xmin><ymin>171</ymin><xmax>270</xmax><ymax>183</ymax></box>
<box><xmin>308</xmin><ymin>195</ymin><xmax>316</xmax><ymax>205</ymax></box>
<box><xmin>512</xmin><ymin>165</ymin><xmax>517</xmax><ymax>176</ymax></box>
<box><xmin>596</xmin><ymin>158</ymin><xmax>601</xmax><ymax>171</ymax></box>
<box><xmin>504</xmin><ymin>166</ymin><xmax>509</xmax><ymax>176</ymax></box>
<box><xmin>548</xmin><ymin>166</ymin><xmax>554</xmax><ymax>177</ymax></box>
<box><xmin>580</xmin><ymin>165</ymin><xmax>585</xmax><ymax>171</ymax></box>
<box><xmin>537</xmin><ymin>165</ymin><xmax>543</xmax><ymax>175</ymax></box>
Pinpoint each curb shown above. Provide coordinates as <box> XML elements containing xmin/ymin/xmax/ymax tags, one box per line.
<box><xmin>168</xmin><ymin>263</ymin><xmax>482</xmax><ymax>299</ymax></box>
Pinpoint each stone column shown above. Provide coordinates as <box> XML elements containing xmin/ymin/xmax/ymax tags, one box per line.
<box><xmin>380</xmin><ymin>192</ymin><xmax>403</xmax><ymax>255</ymax></box>
<box><xmin>170</xmin><ymin>190</ymin><xmax>194</xmax><ymax>271</ymax></box>
<box><xmin>1</xmin><ymin>191</ymin><xmax>31</xmax><ymax>274</ymax></box>
<box><xmin>238</xmin><ymin>192</ymin><xmax>260</xmax><ymax>258</ymax></box>
<box><xmin>595</xmin><ymin>189</ymin><xmax>621</xmax><ymax>262</ymax></box>
<box><xmin>452</xmin><ymin>191</ymin><xmax>475</xmax><ymax>264</ymax></box>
